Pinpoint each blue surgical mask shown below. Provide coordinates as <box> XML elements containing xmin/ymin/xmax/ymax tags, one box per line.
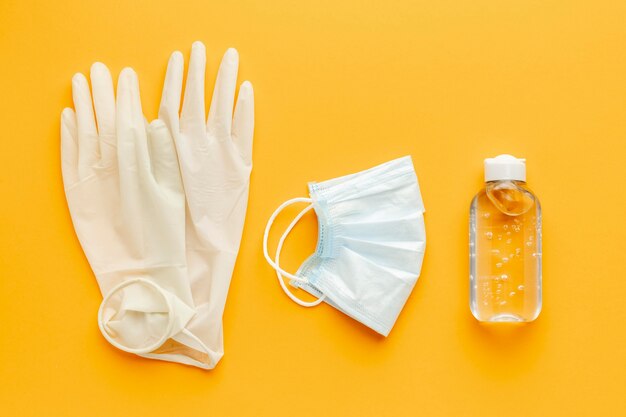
<box><xmin>263</xmin><ymin>156</ymin><xmax>426</xmax><ymax>336</ymax></box>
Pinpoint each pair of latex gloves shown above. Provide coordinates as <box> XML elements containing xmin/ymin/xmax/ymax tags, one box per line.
<box><xmin>61</xmin><ymin>42</ymin><xmax>254</xmax><ymax>369</ymax></box>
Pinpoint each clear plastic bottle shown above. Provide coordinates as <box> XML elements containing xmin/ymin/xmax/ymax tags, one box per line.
<box><xmin>470</xmin><ymin>154</ymin><xmax>542</xmax><ymax>322</ymax></box>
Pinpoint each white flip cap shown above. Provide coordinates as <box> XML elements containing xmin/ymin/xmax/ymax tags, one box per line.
<box><xmin>484</xmin><ymin>154</ymin><xmax>526</xmax><ymax>182</ymax></box>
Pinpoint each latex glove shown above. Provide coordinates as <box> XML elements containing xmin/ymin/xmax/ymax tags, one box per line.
<box><xmin>62</xmin><ymin>64</ymin><xmax>209</xmax><ymax>366</ymax></box>
<box><xmin>158</xmin><ymin>42</ymin><xmax>254</xmax><ymax>368</ymax></box>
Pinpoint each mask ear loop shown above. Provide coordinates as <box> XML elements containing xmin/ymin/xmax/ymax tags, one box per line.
<box><xmin>263</xmin><ymin>197</ymin><xmax>326</xmax><ymax>307</ymax></box>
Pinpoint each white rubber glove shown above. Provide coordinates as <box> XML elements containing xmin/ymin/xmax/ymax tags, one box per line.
<box><xmin>158</xmin><ymin>42</ymin><xmax>254</xmax><ymax>368</ymax></box>
<box><xmin>62</xmin><ymin>64</ymin><xmax>210</xmax><ymax>366</ymax></box>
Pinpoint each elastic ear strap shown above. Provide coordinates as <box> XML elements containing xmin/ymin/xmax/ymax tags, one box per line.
<box><xmin>263</xmin><ymin>198</ymin><xmax>313</xmax><ymax>282</ymax></box>
<box><xmin>263</xmin><ymin>197</ymin><xmax>326</xmax><ymax>307</ymax></box>
<box><xmin>275</xmin><ymin>205</ymin><xmax>326</xmax><ymax>307</ymax></box>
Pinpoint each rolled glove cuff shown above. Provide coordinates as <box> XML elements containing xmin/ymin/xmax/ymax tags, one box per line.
<box><xmin>97</xmin><ymin>277</ymin><xmax>195</xmax><ymax>354</ymax></box>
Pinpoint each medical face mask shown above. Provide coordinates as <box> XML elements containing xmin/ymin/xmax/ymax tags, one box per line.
<box><xmin>263</xmin><ymin>156</ymin><xmax>426</xmax><ymax>336</ymax></box>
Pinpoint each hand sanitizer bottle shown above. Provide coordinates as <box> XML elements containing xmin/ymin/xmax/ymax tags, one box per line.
<box><xmin>470</xmin><ymin>155</ymin><xmax>542</xmax><ymax>322</ymax></box>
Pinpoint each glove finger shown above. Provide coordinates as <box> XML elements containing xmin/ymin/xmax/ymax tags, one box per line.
<box><xmin>231</xmin><ymin>81</ymin><xmax>254</xmax><ymax>165</ymax></box>
<box><xmin>61</xmin><ymin>107</ymin><xmax>79</xmax><ymax>187</ymax></box>
<box><xmin>158</xmin><ymin>51</ymin><xmax>183</xmax><ymax>131</ymax></box>
<box><xmin>72</xmin><ymin>73</ymin><xmax>99</xmax><ymax>179</ymax></box>
<box><xmin>207</xmin><ymin>48</ymin><xmax>239</xmax><ymax>138</ymax></box>
<box><xmin>117</xmin><ymin>68</ymin><xmax>151</xmax><ymax>187</ymax></box>
<box><xmin>180</xmin><ymin>41</ymin><xmax>207</xmax><ymax>137</ymax></box>
<box><xmin>90</xmin><ymin>62</ymin><xmax>116</xmax><ymax>166</ymax></box>
<box><xmin>148</xmin><ymin>119</ymin><xmax>183</xmax><ymax>194</ymax></box>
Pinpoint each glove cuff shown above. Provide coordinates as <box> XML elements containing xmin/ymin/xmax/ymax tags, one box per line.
<box><xmin>97</xmin><ymin>278</ymin><xmax>195</xmax><ymax>355</ymax></box>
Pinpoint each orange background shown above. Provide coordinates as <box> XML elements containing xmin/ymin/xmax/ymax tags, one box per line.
<box><xmin>1</xmin><ymin>1</ymin><xmax>625</xmax><ymax>416</ymax></box>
